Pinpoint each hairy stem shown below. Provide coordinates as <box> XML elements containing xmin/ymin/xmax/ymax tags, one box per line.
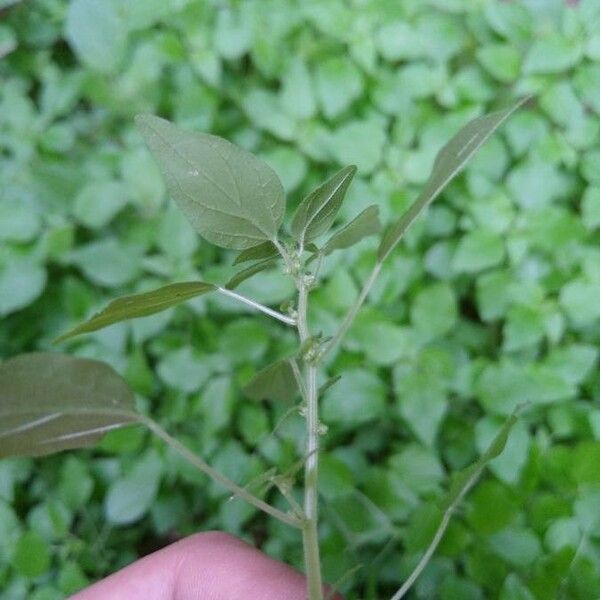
<box><xmin>217</xmin><ymin>287</ymin><xmax>296</xmax><ymax>326</ymax></box>
<box><xmin>297</xmin><ymin>280</ymin><xmax>324</xmax><ymax>600</ymax></box>
<box><xmin>141</xmin><ymin>416</ymin><xmax>301</xmax><ymax>529</ymax></box>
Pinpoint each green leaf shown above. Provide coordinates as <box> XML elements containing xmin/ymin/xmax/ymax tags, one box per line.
<box><xmin>523</xmin><ymin>33</ymin><xmax>582</xmax><ymax>75</ymax></box>
<box><xmin>489</xmin><ymin>527</ymin><xmax>541</xmax><ymax>567</ymax></box>
<box><xmin>321</xmin><ymin>205</ymin><xmax>381</xmax><ymax>256</ymax></box>
<box><xmin>315</xmin><ymin>57</ymin><xmax>363</xmax><ymax>119</ymax></box>
<box><xmin>322</xmin><ymin>370</ymin><xmax>386</xmax><ymax>425</ymax></box>
<box><xmin>70</xmin><ymin>238</ymin><xmax>143</xmax><ymax>288</ymax></box>
<box><xmin>582</xmin><ymin>187</ymin><xmax>600</xmax><ymax>230</ymax></box>
<box><xmin>157</xmin><ymin>347</ymin><xmax>211</xmax><ymax>394</ymax></box>
<box><xmin>243</xmin><ymin>359</ymin><xmax>298</xmax><ymax>403</ymax></box>
<box><xmin>55</xmin><ymin>282</ymin><xmax>215</xmax><ymax>343</ymax></box>
<box><xmin>452</xmin><ymin>229</ymin><xmax>505</xmax><ymax>274</ymax></box>
<box><xmin>65</xmin><ymin>0</ymin><xmax>126</xmax><ymax>74</ymax></box>
<box><xmin>136</xmin><ymin>114</ymin><xmax>286</xmax><ymax>249</ymax></box>
<box><xmin>410</xmin><ymin>282</ymin><xmax>458</xmax><ymax>341</ymax></box>
<box><xmin>477</xmin><ymin>44</ymin><xmax>521</xmax><ymax>83</ymax></box>
<box><xmin>280</xmin><ymin>57</ymin><xmax>317</xmax><ymax>120</ymax></box>
<box><xmin>559</xmin><ymin>279</ymin><xmax>600</xmax><ymax>327</ymax></box>
<box><xmin>378</xmin><ymin>98</ymin><xmax>527</xmax><ymax>262</ymax></box>
<box><xmin>0</xmin><ymin>259</ymin><xmax>46</xmax><ymax>317</ymax></box>
<box><xmin>475</xmin><ymin>416</ymin><xmax>530</xmax><ymax>485</ymax></box>
<box><xmin>233</xmin><ymin>241</ymin><xmax>279</xmax><ymax>265</ymax></box>
<box><xmin>12</xmin><ymin>530</ymin><xmax>51</xmax><ymax>578</ymax></box>
<box><xmin>291</xmin><ymin>165</ymin><xmax>357</xmax><ymax>244</ymax></box>
<box><xmin>73</xmin><ymin>180</ymin><xmax>127</xmax><ymax>229</ymax></box>
<box><xmin>500</xmin><ymin>574</ymin><xmax>536</xmax><ymax>600</ymax></box>
<box><xmin>105</xmin><ymin>450</ymin><xmax>163</xmax><ymax>525</ymax></box>
<box><xmin>329</xmin><ymin>119</ymin><xmax>386</xmax><ymax>174</ymax></box>
<box><xmin>0</xmin><ymin>199</ymin><xmax>41</xmax><ymax>243</ymax></box>
<box><xmin>0</xmin><ymin>353</ymin><xmax>137</xmax><ymax>458</ymax></box>
<box><xmin>225</xmin><ymin>258</ymin><xmax>278</xmax><ymax>290</ymax></box>
<box><xmin>444</xmin><ymin>412</ymin><xmax>518</xmax><ymax>508</ymax></box>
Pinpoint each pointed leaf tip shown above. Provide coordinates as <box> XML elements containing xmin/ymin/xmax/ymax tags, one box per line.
<box><xmin>291</xmin><ymin>165</ymin><xmax>357</xmax><ymax>244</ymax></box>
<box><xmin>378</xmin><ymin>97</ymin><xmax>528</xmax><ymax>262</ymax></box>
<box><xmin>54</xmin><ymin>282</ymin><xmax>216</xmax><ymax>343</ymax></box>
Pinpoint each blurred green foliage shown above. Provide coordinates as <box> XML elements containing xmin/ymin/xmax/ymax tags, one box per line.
<box><xmin>1</xmin><ymin>0</ymin><xmax>600</xmax><ymax>598</ymax></box>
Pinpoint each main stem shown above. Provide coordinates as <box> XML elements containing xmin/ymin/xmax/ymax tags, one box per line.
<box><xmin>297</xmin><ymin>278</ymin><xmax>324</xmax><ymax>600</ymax></box>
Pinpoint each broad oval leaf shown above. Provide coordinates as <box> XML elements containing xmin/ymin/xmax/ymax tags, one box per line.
<box><xmin>0</xmin><ymin>353</ymin><xmax>138</xmax><ymax>458</ymax></box>
<box><xmin>55</xmin><ymin>282</ymin><xmax>216</xmax><ymax>343</ymax></box>
<box><xmin>233</xmin><ymin>241</ymin><xmax>279</xmax><ymax>265</ymax></box>
<box><xmin>225</xmin><ymin>258</ymin><xmax>278</xmax><ymax>290</ymax></box>
<box><xmin>136</xmin><ymin>115</ymin><xmax>286</xmax><ymax>250</ymax></box>
<box><xmin>321</xmin><ymin>205</ymin><xmax>381</xmax><ymax>256</ymax></box>
<box><xmin>378</xmin><ymin>98</ymin><xmax>528</xmax><ymax>262</ymax></box>
<box><xmin>243</xmin><ymin>359</ymin><xmax>298</xmax><ymax>403</ymax></box>
<box><xmin>291</xmin><ymin>165</ymin><xmax>357</xmax><ymax>244</ymax></box>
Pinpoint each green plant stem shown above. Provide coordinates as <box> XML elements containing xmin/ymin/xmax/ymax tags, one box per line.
<box><xmin>141</xmin><ymin>416</ymin><xmax>301</xmax><ymax>529</ymax></box>
<box><xmin>297</xmin><ymin>279</ymin><xmax>324</xmax><ymax>600</ymax></box>
<box><xmin>389</xmin><ymin>460</ymin><xmax>484</xmax><ymax>600</ymax></box>
<box><xmin>217</xmin><ymin>287</ymin><xmax>296</xmax><ymax>326</ymax></box>
<box><xmin>323</xmin><ymin>261</ymin><xmax>381</xmax><ymax>358</ymax></box>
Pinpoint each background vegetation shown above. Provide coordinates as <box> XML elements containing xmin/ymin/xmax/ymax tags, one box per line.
<box><xmin>1</xmin><ymin>0</ymin><xmax>599</xmax><ymax>598</ymax></box>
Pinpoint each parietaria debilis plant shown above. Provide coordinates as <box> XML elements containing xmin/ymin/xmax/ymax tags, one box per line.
<box><xmin>0</xmin><ymin>97</ymin><xmax>528</xmax><ymax>600</ymax></box>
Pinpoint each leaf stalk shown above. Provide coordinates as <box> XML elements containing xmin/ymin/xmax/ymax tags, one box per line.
<box><xmin>217</xmin><ymin>287</ymin><xmax>296</xmax><ymax>326</ymax></box>
<box><xmin>141</xmin><ymin>416</ymin><xmax>301</xmax><ymax>529</ymax></box>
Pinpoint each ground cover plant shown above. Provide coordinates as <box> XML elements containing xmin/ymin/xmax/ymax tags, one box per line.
<box><xmin>1</xmin><ymin>1</ymin><xmax>600</xmax><ymax>599</ymax></box>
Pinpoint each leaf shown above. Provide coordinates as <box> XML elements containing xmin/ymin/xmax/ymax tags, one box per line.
<box><xmin>70</xmin><ymin>238</ymin><xmax>143</xmax><ymax>288</ymax></box>
<box><xmin>322</xmin><ymin>370</ymin><xmax>386</xmax><ymax>424</ymax></box>
<box><xmin>444</xmin><ymin>412</ymin><xmax>518</xmax><ymax>508</ymax></box>
<box><xmin>410</xmin><ymin>282</ymin><xmax>458</xmax><ymax>340</ymax></box>
<box><xmin>321</xmin><ymin>205</ymin><xmax>381</xmax><ymax>256</ymax></box>
<box><xmin>329</xmin><ymin>119</ymin><xmax>386</xmax><ymax>174</ymax></box>
<box><xmin>233</xmin><ymin>241</ymin><xmax>279</xmax><ymax>265</ymax></box>
<box><xmin>12</xmin><ymin>530</ymin><xmax>51</xmax><ymax>578</ymax></box>
<box><xmin>73</xmin><ymin>180</ymin><xmax>127</xmax><ymax>229</ymax></box>
<box><xmin>291</xmin><ymin>165</ymin><xmax>357</xmax><ymax>244</ymax></box>
<box><xmin>315</xmin><ymin>57</ymin><xmax>363</xmax><ymax>119</ymax></box>
<box><xmin>0</xmin><ymin>259</ymin><xmax>46</xmax><ymax>317</ymax></box>
<box><xmin>54</xmin><ymin>282</ymin><xmax>216</xmax><ymax>343</ymax></box>
<box><xmin>378</xmin><ymin>98</ymin><xmax>528</xmax><ymax>262</ymax></box>
<box><xmin>136</xmin><ymin>114</ymin><xmax>286</xmax><ymax>250</ymax></box>
<box><xmin>105</xmin><ymin>450</ymin><xmax>162</xmax><ymax>525</ymax></box>
<box><xmin>65</xmin><ymin>0</ymin><xmax>126</xmax><ymax>74</ymax></box>
<box><xmin>225</xmin><ymin>258</ymin><xmax>278</xmax><ymax>290</ymax></box>
<box><xmin>0</xmin><ymin>353</ymin><xmax>138</xmax><ymax>458</ymax></box>
<box><xmin>243</xmin><ymin>359</ymin><xmax>298</xmax><ymax>403</ymax></box>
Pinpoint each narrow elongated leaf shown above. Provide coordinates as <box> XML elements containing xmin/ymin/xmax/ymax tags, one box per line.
<box><xmin>378</xmin><ymin>98</ymin><xmax>528</xmax><ymax>262</ymax></box>
<box><xmin>225</xmin><ymin>258</ymin><xmax>278</xmax><ymax>290</ymax></box>
<box><xmin>0</xmin><ymin>353</ymin><xmax>138</xmax><ymax>458</ymax></box>
<box><xmin>243</xmin><ymin>359</ymin><xmax>298</xmax><ymax>403</ymax></box>
<box><xmin>55</xmin><ymin>282</ymin><xmax>215</xmax><ymax>343</ymax></box>
<box><xmin>233</xmin><ymin>241</ymin><xmax>279</xmax><ymax>265</ymax></box>
<box><xmin>136</xmin><ymin>115</ymin><xmax>286</xmax><ymax>250</ymax></box>
<box><xmin>291</xmin><ymin>165</ymin><xmax>357</xmax><ymax>244</ymax></box>
<box><xmin>443</xmin><ymin>412</ymin><xmax>518</xmax><ymax>508</ymax></box>
<box><xmin>321</xmin><ymin>205</ymin><xmax>381</xmax><ymax>256</ymax></box>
